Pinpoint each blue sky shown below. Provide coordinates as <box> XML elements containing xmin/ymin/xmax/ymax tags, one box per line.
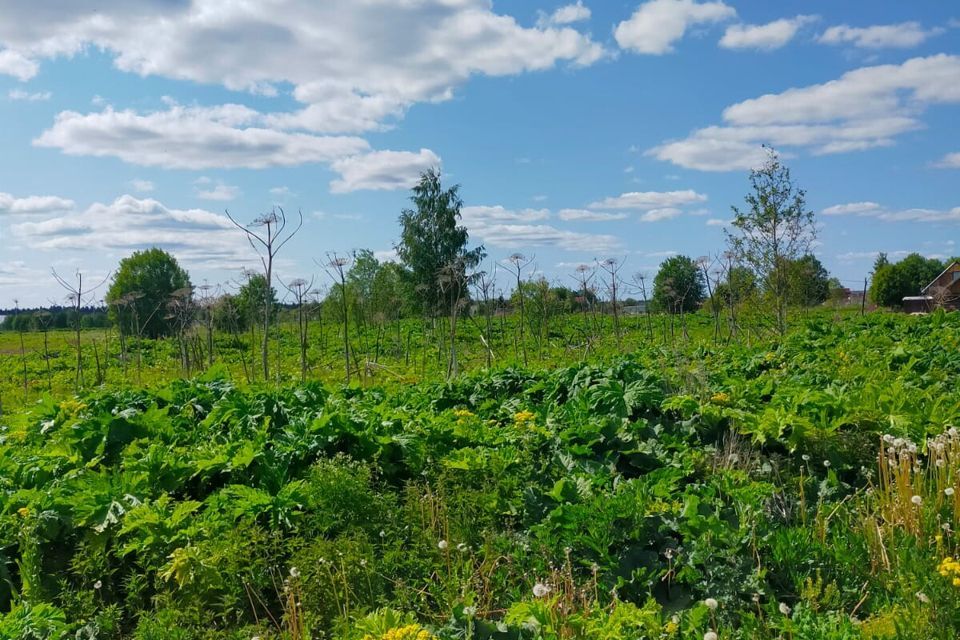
<box><xmin>0</xmin><ymin>0</ymin><xmax>958</xmax><ymax>306</ymax></box>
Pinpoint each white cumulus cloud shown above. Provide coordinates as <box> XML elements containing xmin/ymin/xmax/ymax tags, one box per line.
<box><xmin>720</xmin><ymin>15</ymin><xmax>818</xmax><ymax>51</ymax></box>
<box><xmin>615</xmin><ymin>0</ymin><xmax>736</xmax><ymax>55</ymax></box>
<box><xmin>329</xmin><ymin>149</ymin><xmax>440</xmax><ymax>194</ymax></box>
<box><xmin>0</xmin><ymin>192</ymin><xmax>75</xmax><ymax>215</ymax></box>
<box><xmin>587</xmin><ymin>189</ymin><xmax>708</xmax><ymax>210</ymax></box>
<box><xmin>557</xmin><ymin>209</ymin><xmax>628</xmax><ymax>221</ymax></box>
<box><xmin>934</xmin><ymin>152</ymin><xmax>960</xmax><ymax>169</ymax></box>
<box><xmin>538</xmin><ymin>2</ymin><xmax>591</xmax><ymax>27</ymax></box>
<box><xmin>0</xmin><ymin>48</ymin><xmax>37</xmax><ymax>80</ymax></box>
<box><xmin>461</xmin><ymin>205</ymin><xmax>620</xmax><ymax>252</ymax></box>
<box><xmin>818</xmin><ymin>22</ymin><xmax>943</xmax><ymax>49</ymax></box>
<box><xmin>823</xmin><ymin>201</ymin><xmax>960</xmax><ymax>224</ymax></box>
<box><xmin>34</xmin><ymin>104</ymin><xmax>371</xmax><ymax>170</ymax></box>
<box><xmin>649</xmin><ymin>54</ymin><xmax>960</xmax><ymax>170</ymax></box>
<box><xmin>0</xmin><ymin>0</ymin><xmax>605</xmax><ymax>136</ymax></box>
<box><xmin>11</xmin><ymin>195</ymin><xmax>256</xmax><ymax>269</ymax></box>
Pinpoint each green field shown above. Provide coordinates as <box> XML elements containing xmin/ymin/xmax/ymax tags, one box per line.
<box><xmin>2</xmin><ymin>310</ymin><xmax>960</xmax><ymax>639</ymax></box>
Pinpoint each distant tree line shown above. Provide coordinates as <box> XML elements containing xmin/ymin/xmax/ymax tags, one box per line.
<box><xmin>0</xmin><ymin>306</ymin><xmax>109</xmax><ymax>331</ymax></box>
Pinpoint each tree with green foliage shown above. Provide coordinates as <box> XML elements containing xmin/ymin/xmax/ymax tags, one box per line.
<box><xmin>727</xmin><ymin>147</ymin><xmax>816</xmax><ymax>334</ymax></box>
<box><xmin>785</xmin><ymin>254</ymin><xmax>831</xmax><ymax>307</ymax></box>
<box><xmin>396</xmin><ymin>169</ymin><xmax>485</xmax><ymax>315</ymax></box>
<box><xmin>652</xmin><ymin>255</ymin><xmax>705</xmax><ymax>314</ymax></box>
<box><xmin>106</xmin><ymin>248</ymin><xmax>192</xmax><ymax>338</ymax></box>
<box><xmin>870</xmin><ymin>253</ymin><xmax>945</xmax><ymax>308</ymax></box>
<box><xmin>236</xmin><ymin>274</ymin><xmax>277</xmax><ymax>329</ymax></box>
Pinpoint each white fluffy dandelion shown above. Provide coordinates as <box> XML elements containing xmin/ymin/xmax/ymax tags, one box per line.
<box><xmin>704</xmin><ymin>597</ymin><xmax>718</xmax><ymax>610</ymax></box>
<box><xmin>93</xmin><ymin>580</ymin><xmax>102</xmax><ymax>590</ymax></box>
<box><xmin>946</xmin><ymin>487</ymin><xmax>955</xmax><ymax>496</ymax></box>
<box><xmin>911</xmin><ymin>495</ymin><xmax>923</xmax><ymax>506</ymax></box>
<box><xmin>289</xmin><ymin>567</ymin><xmax>301</xmax><ymax>579</ymax></box>
<box><xmin>438</xmin><ymin>539</ymin><xmax>449</xmax><ymax>550</ymax></box>
<box><xmin>779</xmin><ymin>602</ymin><xmax>791</xmax><ymax>616</ymax></box>
<box><xmin>704</xmin><ymin>632</ymin><xmax>718</xmax><ymax>640</ymax></box>
<box><xmin>533</xmin><ymin>582</ymin><xmax>551</xmax><ymax>598</ymax></box>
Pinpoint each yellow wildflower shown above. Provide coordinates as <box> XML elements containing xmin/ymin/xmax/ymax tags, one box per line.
<box><xmin>513</xmin><ymin>410</ymin><xmax>536</xmax><ymax>425</ymax></box>
<box><xmin>665</xmin><ymin>620</ymin><xmax>679</xmax><ymax>634</ymax></box>
<box><xmin>17</xmin><ymin>507</ymin><xmax>29</xmax><ymax>518</ymax></box>
<box><xmin>938</xmin><ymin>557</ymin><xmax>960</xmax><ymax>585</ymax></box>
<box><xmin>453</xmin><ymin>409</ymin><xmax>475</xmax><ymax>418</ymax></box>
<box><xmin>709</xmin><ymin>391</ymin><xmax>730</xmax><ymax>405</ymax></box>
<box><xmin>365</xmin><ymin>624</ymin><xmax>436</xmax><ymax>640</ymax></box>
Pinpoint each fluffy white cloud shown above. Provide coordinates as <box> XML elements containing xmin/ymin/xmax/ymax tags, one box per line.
<box><xmin>538</xmin><ymin>2</ymin><xmax>591</xmax><ymax>27</ymax></box>
<box><xmin>586</xmin><ymin>189</ymin><xmax>707</xmax><ymax>210</ymax></box>
<box><xmin>461</xmin><ymin>205</ymin><xmax>619</xmax><ymax>252</ymax></box>
<box><xmin>615</xmin><ymin>0</ymin><xmax>735</xmax><ymax>55</ymax></box>
<box><xmin>0</xmin><ymin>1</ymin><xmax>604</xmax><ymax>135</ymax></box>
<box><xmin>8</xmin><ymin>88</ymin><xmax>51</xmax><ymax>101</ymax></box>
<box><xmin>822</xmin><ymin>202</ymin><xmax>883</xmax><ymax>216</ymax></box>
<box><xmin>0</xmin><ymin>192</ymin><xmax>75</xmax><ymax>215</ymax></box>
<box><xmin>823</xmin><ymin>201</ymin><xmax>960</xmax><ymax>224</ymax></box>
<box><xmin>471</xmin><ymin>223</ymin><xmax>620</xmax><ymax>252</ymax></box>
<box><xmin>329</xmin><ymin>149</ymin><xmax>440</xmax><ymax>193</ymax></box>
<box><xmin>819</xmin><ymin>22</ymin><xmax>942</xmax><ymax>49</ymax></box>
<box><xmin>705</xmin><ymin>217</ymin><xmax>730</xmax><ymax>226</ymax></box>
<box><xmin>557</xmin><ymin>208</ymin><xmax>628</xmax><ymax>221</ymax></box>
<box><xmin>461</xmin><ymin>206</ymin><xmax>550</xmax><ymax>224</ymax></box>
<box><xmin>34</xmin><ymin>104</ymin><xmax>370</xmax><ymax>170</ymax></box>
<box><xmin>639</xmin><ymin>207</ymin><xmax>681</xmax><ymax>222</ymax></box>
<box><xmin>11</xmin><ymin>195</ymin><xmax>255</xmax><ymax>269</ymax></box>
<box><xmin>719</xmin><ymin>15</ymin><xmax>817</xmax><ymax>51</ymax></box>
<box><xmin>0</xmin><ymin>48</ymin><xmax>37</xmax><ymax>80</ymax></box>
<box><xmin>935</xmin><ymin>152</ymin><xmax>960</xmax><ymax>168</ymax></box>
<box><xmin>649</xmin><ymin>55</ymin><xmax>960</xmax><ymax>170</ymax></box>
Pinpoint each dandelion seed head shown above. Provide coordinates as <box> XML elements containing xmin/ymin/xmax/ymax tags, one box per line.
<box><xmin>911</xmin><ymin>495</ymin><xmax>923</xmax><ymax>505</ymax></box>
<box><xmin>779</xmin><ymin>602</ymin><xmax>791</xmax><ymax>616</ymax></box>
<box><xmin>704</xmin><ymin>597</ymin><xmax>718</xmax><ymax>610</ymax></box>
